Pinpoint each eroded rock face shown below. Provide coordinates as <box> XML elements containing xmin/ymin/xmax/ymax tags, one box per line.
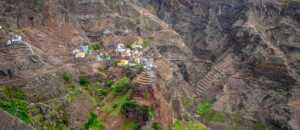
<box><xmin>0</xmin><ymin>0</ymin><xmax>300</xmax><ymax>129</ymax></box>
<box><xmin>138</xmin><ymin>0</ymin><xmax>300</xmax><ymax>129</ymax></box>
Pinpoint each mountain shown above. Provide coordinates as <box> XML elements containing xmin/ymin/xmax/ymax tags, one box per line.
<box><xmin>0</xmin><ymin>0</ymin><xmax>299</xmax><ymax>130</ymax></box>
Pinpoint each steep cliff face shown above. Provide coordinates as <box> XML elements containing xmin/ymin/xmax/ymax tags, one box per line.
<box><xmin>139</xmin><ymin>0</ymin><xmax>300</xmax><ymax>130</ymax></box>
<box><xmin>0</xmin><ymin>0</ymin><xmax>299</xmax><ymax>130</ymax></box>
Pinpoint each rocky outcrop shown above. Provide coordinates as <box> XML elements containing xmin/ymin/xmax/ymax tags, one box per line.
<box><xmin>139</xmin><ymin>0</ymin><xmax>300</xmax><ymax>129</ymax></box>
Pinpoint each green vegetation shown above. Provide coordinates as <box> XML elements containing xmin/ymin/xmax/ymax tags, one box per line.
<box><xmin>171</xmin><ymin>120</ymin><xmax>208</xmax><ymax>130</ymax></box>
<box><xmin>111</xmin><ymin>77</ymin><xmax>130</xmax><ymax>94</ymax></box>
<box><xmin>101</xmin><ymin>93</ymin><xmax>130</xmax><ymax>117</ymax></box>
<box><xmin>253</xmin><ymin>122</ymin><xmax>268</xmax><ymax>130</ymax></box>
<box><xmin>66</xmin><ymin>84</ymin><xmax>82</xmax><ymax>102</ymax></box>
<box><xmin>182</xmin><ymin>97</ymin><xmax>194</xmax><ymax>109</ymax></box>
<box><xmin>228</xmin><ymin>112</ymin><xmax>242</xmax><ymax>130</ymax></box>
<box><xmin>99</xmin><ymin>77</ymin><xmax>133</xmax><ymax>117</ymax></box>
<box><xmin>143</xmin><ymin>37</ymin><xmax>153</xmax><ymax>48</ymax></box>
<box><xmin>121</xmin><ymin>100</ymin><xmax>154</xmax><ymax>122</ymax></box>
<box><xmin>89</xmin><ymin>43</ymin><xmax>102</xmax><ymax>51</ymax></box>
<box><xmin>172</xmin><ymin>120</ymin><xmax>184</xmax><ymax>130</ymax></box>
<box><xmin>152</xmin><ymin>122</ymin><xmax>162</xmax><ymax>130</ymax></box>
<box><xmin>48</xmin><ymin>125</ymin><xmax>69</xmax><ymax>130</ymax></box>
<box><xmin>84</xmin><ymin>112</ymin><xmax>104</xmax><ymax>130</ymax></box>
<box><xmin>33</xmin><ymin>0</ymin><xmax>44</xmax><ymax>12</ymax></box>
<box><xmin>79</xmin><ymin>75</ymin><xmax>90</xmax><ymax>86</ymax></box>
<box><xmin>196</xmin><ymin>100</ymin><xmax>225</xmax><ymax>123</ymax></box>
<box><xmin>0</xmin><ymin>87</ymin><xmax>31</xmax><ymax>123</ymax></box>
<box><xmin>95</xmin><ymin>88</ymin><xmax>109</xmax><ymax>97</ymax></box>
<box><xmin>186</xmin><ymin>121</ymin><xmax>208</xmax><ymax>130</ymax></box>
<box><xmin>106</xmin><ymin>80</ymin><xmax>114</xmax><ymax>87</ymax></box>
<box><xmin>29</xmin><ymin>99</ymin><xmax>70</xmax><ymax>130</ymax></box>
<box><xmin>119</xmin><ymin>120</ymin><xmax>140</xmax><ymax>130</ymax></box>
<box><xmin>63</xmin><ymin>71</ymin><xmax>72</xmax><ymax>82</ymax></box>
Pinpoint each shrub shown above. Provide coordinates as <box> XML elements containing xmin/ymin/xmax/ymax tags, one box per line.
<box><xmin>253</xmin><ymin>122</ymin><xmax>267</xmax><ymax>130</ymax></box>
<box><xmin>120</xmin><ymin>120</ymin><xmax>140</xmax><ymax>130</ymax></box>
<box><xmin>152</xmin><ymin>122</ymin><xmax>162</xmax><ymax>130</ymax></box>
<box><xmin>79</xmin><ymin>76</ymin><xmax>90</xmax><ymax>86</ymax></box>
<box><xmin>63</xmin><ymin>71</ymin><xmax>72</xmax><ymax>82</ymax></box>
<box><xmin>89</xmin><ymin>43</ymin><xmax>101</xmax><ymax>51</ymax></box>
<box><xmin>172</xmin><ymin>120</ymin><xmax>209</xmax><ymax>130</ymax></box>
<box><xmin>143</xmin><ymin>37</ymin><xmax>153</xmax><ymax>48</ymax></box>
<box><xmin>84</xmin><ymin>112</ymin><xmax>104</xmax><ymax>130</ymax></box>
<box><xmin>121</xmin><ymin>100</ymin><xmax>154</xmax><ymax>122</ymax></box>
<box><xmin>0</xmin><ymin>87</ymin><xmax>31</xmax><ymax>123</ymax></box>
<box><xmin>172</xmin><ymin>120</ymin><xmax>184</xmax><ymax>130</ymax></box>
<box><xmin>187</xmin><ymin>121</ymin><xmax>208</xmax><ymax>130</ymax></box>
<box><xmin>3</xmin><ymin>87</ymin><xmax>26</xmax><ymax>100</ymax></box>
<box><xmin>112</xmin><ymin>77</ymin><xmax>130</xmax><ymax>94</ymax></box>
<box><xmin>95</xmin><ymin>88</ymin><xmax>109</xmax><ymax>96</ymax></box>
<box><xmin>33</xmin><ymin>0</ymin><xmax>44</xmax><ymax>12</ymax></box>
<box><xmin>105</xmin><ymin>80</ymin><xmax>114</xmax><ymax>87</ymax></box>
<box><xmin>196</xmin><ymin>100</ymin><xmax>225</xmax><ymax>123</ymax></box>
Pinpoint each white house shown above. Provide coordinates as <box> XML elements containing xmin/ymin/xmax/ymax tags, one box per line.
<box><xmin>7</xmin><ymin>35</ymin><xmax>23</xmax><ymax>45</ymax></box>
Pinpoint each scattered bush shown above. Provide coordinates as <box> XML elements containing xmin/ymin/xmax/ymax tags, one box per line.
<box><xmin>3</xmin><ymin>87</ymin><xmax>26</xmax><ymax>100</ymax></box>
<box><xmin>152</xmin><ymin>122</ymin><xmax>162</xmax><ymax>130</ymax></box>
<box><xmin>120</xmin><ymin>120</ymin><xmax>140</xmax><ymax>130</ymax></box>
<box><xmin>253</xmin><ymin>122</ymin><xmax>267</xmax><ymax>130</ymax></box>
<box><xmin>84</xmin><ymin>112</ymin><xmax>104</xmax><ymax>130</ymax></box>
<box><xmin>187</xmin><ymin>121</ymin><xmax>209</xmax><ymax>130</ymax></box>
<box><xmin>89</xmin><ymin>43</ymin><xmax>101</xmax><ymax>51</ymax></box>
<box><xmin>95</xmin><ymin>88</ymin><xmax>109</xmax><ymax>96</ymax></box>
<box><xmin>172</xmin><ymin>120</ymin><xmax>184</xmax><ymax>130</ymax></box>
<box><xmin>79</xmin><ymin>76</ymin><xmax>90</xmax><ymax>86</ymax></box>
<box><xmin>105</xmin><ymin>80</ymin><xmax>114</xmax><ymax>87</ymax></box>
<box><xmin>63</xmin><ymin>71</ymin><xmax>72</xmax><ymax>82</ymax></box>
<box><xmin>121</xmin><ymin>100</ymin><xmax>154</xmax><ymax>122</ymax></box>
<box><xmin>112</xmin><ymin>77</ymin><xmax>130</xmax><ymax>94</ymax></box>
<box><xmin>196</xmin><ymin>100</ymin><xmax>225</xmax><ymax>123</ymax></box>
<box><xmin>143</xmin><ymin>37</ymin><xmax>153</xmax><ymax>48</ymax></box>
<box><xmin>172</xmin><ymin>120</ymin><xmax>209</xmax><ymax>130</ymax></box>
<box><xmin>33</xmin><ymin>0</ymin><xmax>44</xmax><ymax>12</ymax></box>
<box><xmin>0</xmin><ymin>87</ymin><xmax>31</xmax><ymax>123</ymax></box>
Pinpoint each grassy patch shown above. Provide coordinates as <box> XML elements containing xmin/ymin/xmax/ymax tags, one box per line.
<box><xmin>119</xmin><ymin>120</ymin><xmax>140</xmax><ymax>130</ymax></box>
<box><xmin>84</xmin><ymin>112</ymin><xmax>104</xmax><ymax>130</ymax></box>
<box><xmin>172</xmin><ymin>120</ymin><xmax>184</xmax><ymax>130</ymax></box>
<box><xmin>228</xmin><ymin>113</ymin><xmax>242</xmax><ymax>130</ymax></box>
<box><xmin>89</xmin><ymin>43</ymin><xmax>102</xmax><ymax>51</ymax></box>
<box><xmin>29</xmin><ymin>100</ymin><xmax>70</xmax><ymax>130</ymax></box>
<box><xmin>79</xmin><ymin>76</ymin><xmax>90</xmax><ymax>86</ymax></box>
<box><xmin>112</xmin><ymin>77</ymin><xmax>130</xmax><ymax>95</ymax></box>
<box><xmin>121</xmin><ymin>100</ymin><xmax>154</xmax><ymax>122</ymax></box>
<box><xmin>99</xmin><ymin>77</ymin><xmax>132</xmax><ymax>117</ymax></box>
<box><xmin>0</xmin><ymin>86</ymin><xmax>31</xmax><ymax>123</ymax></box>
<box><xmin>105</xmin><ymin>80</ymin><xmax>114</xmax><ymax>87</ymax></box>
<box><xmin>196</xmin><ymin>100</ymin><xmax>225</xmax><ymax>123</ymax></box>
<box><xmin>187</xmin><ymin>121</ymin><xmax>208</xmax><ymax>130</ymax></box>
<box><xmin>182</xmin><ymin>97</ymin><xmax>194</xmax><ymax>109</ymax></box>
<box><xmin>253</xmin><ymin>122</ymin><xmax>268</xmax><ymax>130</ymax></box>
<box><xmin>152</xmin><ymin>122</ymin><xmax>162</xmax><ymax>130</ymax></box>
<box><xmin>83</xmin><ymin>83</ymin><xmax>102</xmax><ymax>97</ymax></box>
<box><xmin>63</xmin><ymin>71</ymin><xmax>72</xmax><ymax>83</ymax></box>
<box><xmin>143</xmin><ymin>37</ymin><xmax>153</xmax><ymax>48</ymax></box>
<box><xmin>172</xmin><ymin>120</ymin><xmax>209</xmax><ymax>130</ymax></box>
<box><xmin>101</xmin><ymin>92</ymin><xmax>130</xmax><ymax>117</ymax></box>
<box><xmin>66</xmin><ymin>85</ymin><xmax>82</xmax><ymax>102</ymax></box>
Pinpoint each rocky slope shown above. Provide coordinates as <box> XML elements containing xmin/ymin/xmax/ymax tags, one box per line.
<box><xmin>0</xmin><ymin>0</ymin><xmax>299</xmax><ymax>130</ymax></box>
